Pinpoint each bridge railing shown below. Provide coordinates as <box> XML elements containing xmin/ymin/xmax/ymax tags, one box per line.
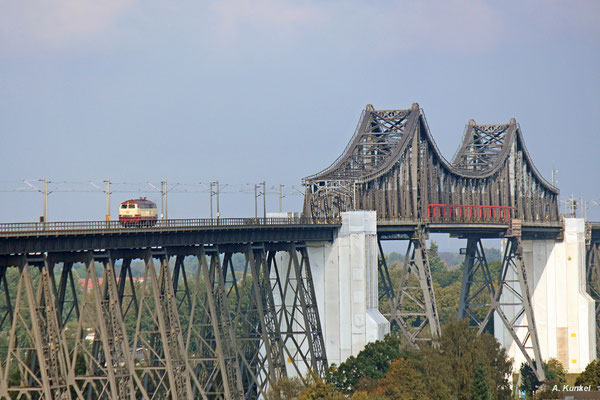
<box><xmin>427</xmin><ymin>204</ymin><xmax>516</xmax><ymax>223</ymax></box>
<box><xmin>0</xmin><ymin>217</ymin><xmax>339</xmax><ymax>236</ymax></box>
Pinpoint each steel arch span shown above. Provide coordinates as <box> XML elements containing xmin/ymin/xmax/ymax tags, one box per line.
<box><xmin>302</xmin><ymin>103</ymin><xmax>559</xmax><ymax>223</ymax></box>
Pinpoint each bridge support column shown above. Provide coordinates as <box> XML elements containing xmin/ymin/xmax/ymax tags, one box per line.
<box><xmin>1</xmin><ymin>255</ymin><xmax>71</xmax><ymax>399</ymax></box>
<box><xmin>69</xmin><ymin>252</ymin><xmax>142</xmax><ymax>400</ymax></box>
<box><xmin>292</xmin><ymin>211</ymin><xmax>388</xmax><ymax>368</ymax></box>
<box><xmin>382</xmin><ymin>228</ymin><xmax>441</xmax><ymax>347</ymax></box>
<box><xmin>494</xmin><ymin>219</ymin><xmax>595</xmax><ymax>377</ymax></box>
<box><xmin>245</xmin><ymin>245</ymin><xmax>286</xmax><ymax>394</ymax></box>
<box><xmin>219</xmin><ymin>245</ymin><xmax>287</xmax><ymax>399</ymax></box>
<box><xmin>459</xmin><ymin>236</ymin><xmax>547</xmax><ymax>380</ymax></box>
<box><xmin>182</xmin><ymin>246</ymin><xmax>243</xmax><ymax>399</ymax></box>
<box><xmin>587</xmin><ymin>239</ymin><xmax>600</xmax><ymax>358</ymax></box>
<box><xmin>130</xmin><ymin>250</ymin><xmax>196</xmax><ymax>400</ymax></box>
<box><xmin>486</xmin><ymin>237</ymin><xmax>546</xmax><ymax>380</ymax></box>
<box><xmin>457</xmin><ymin>238</ymin><xmax>495</xmax><ymax>330</ymax></box>
<box><xmin>268</xmin><ymin>243</ymin><xmax>328</xmax><ymax>377</ymax></box>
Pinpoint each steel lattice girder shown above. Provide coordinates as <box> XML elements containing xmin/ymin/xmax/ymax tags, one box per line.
<box><xmin>460</xmin><ymin>236</ymin><xmax>546</xmax><ymax>381</ymax></box>
<box><xmin>586</xmin><ymin>241</ymin><xmax>600</xmax><ymax>358</ymax></box>
<box><xmin>267</xmin><ymin>243</ymin><xmax>328</xmax><ymax>378</ymax></box>
<box><xmin>1</xmin><ymin>255</ymin><xmax>71</xmax><ymax>399</ymax></box>
<box><xmin>0</xmin><ymin>243</ymin><xmax>328</xmax><ymax>399</ymax></box>
<box><xmin>457</xmin><ymin>238</ymin><xmax>496</xmax><ymax>329</ymax></box>
<box><xmin>303</xmin><ymin>104</ymin><xmax>559</xmax><ymax>223</ymax></box>
<box><xmin>453</xmin><ymin>122</ymin><xmax>510</xmax><ymax>172</ymax></box>
<box><xmin>378</xmin><ymin>232</ymin><xmax>441</xmax><ymax>348</ymax></box>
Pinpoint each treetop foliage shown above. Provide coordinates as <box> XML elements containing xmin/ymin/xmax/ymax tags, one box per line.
<box><xmin>323</xmin><ymin>320</ymin><xmax>512</xmax><ymax>400</ymax></box>
<box><xmin>326</xmin><ymin>334</ymin><xmax>409</xmax><ymax>394</ymax></box>
<box><xmin>575</xmin><ymin>359</ymin><xmax>600</xmax><ymax>387</ymax></box>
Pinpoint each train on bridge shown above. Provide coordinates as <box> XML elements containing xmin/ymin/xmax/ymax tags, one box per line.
<box><xmin>118</xmin><ymin>197</ymin><xmax>158</xmax><ymax>226</ymax></box>
<box><xmin>1</xmin><ymin>103</ymin><xmax>598</xmax><ymax>399</ymax></box>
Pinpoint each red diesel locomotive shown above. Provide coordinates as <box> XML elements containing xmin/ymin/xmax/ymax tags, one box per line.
<box><xmin>118</xmin><ymin>198</ymin><xmax>158</xmax><ymax>226</ymax></box>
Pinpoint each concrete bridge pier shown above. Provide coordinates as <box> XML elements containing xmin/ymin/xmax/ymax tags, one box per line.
<box><xmin>271</xmin><ymin>211</ymin><xmax>389</xmax><ymax>375</ymax></box>
<box><xmin>495</xmin><ymin>218</ymin><xmax>596</xmax><ymax>374</ymax></box>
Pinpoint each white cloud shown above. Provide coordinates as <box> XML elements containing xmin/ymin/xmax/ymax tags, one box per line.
<box><xmin>0</xmin><ymin>0</ymin><xmax>136</xmax><ymax>51</ymax></box>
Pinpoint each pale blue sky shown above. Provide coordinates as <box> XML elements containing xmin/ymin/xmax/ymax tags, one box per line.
<box><xmin>1</xmin><ymin>0</ymin><xmax>599</xmax><ymax>223</ymax></box>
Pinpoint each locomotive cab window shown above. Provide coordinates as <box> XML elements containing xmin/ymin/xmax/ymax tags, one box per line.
<box><xmin>121</xmin><ymin>204</ymin><xmax>127</xmax><ymax>209</ymax></box>
<box><xmin>129</xmin><ymin>204</ymin><xmax>136</xmax><ymax>209</ymax></box>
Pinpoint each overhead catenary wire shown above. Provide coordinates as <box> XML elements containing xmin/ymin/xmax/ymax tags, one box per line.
<box><xmin>1</xmin><ymin>178</ymin><xmax>306</xmax><ymax>221</ymax></box>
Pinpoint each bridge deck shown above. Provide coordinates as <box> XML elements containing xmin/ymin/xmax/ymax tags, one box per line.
<box><xmin>0</xmin><ymin>217</ymin><xmax>568</xmax><ymax>255</ymax></box>
<box><xmin>0</xmin><ymin>218</ymin><xmax>341</xmax><ymax>255</ymax></box>
<box><xmin>377</xmin><ymin>220</ymin><xmax>562</xmax><ymax>240</ymax></box>
<box><xmin>591</xmin><ymin>222</ymin><xmax>600</xmax><ymax>241</ymax></box>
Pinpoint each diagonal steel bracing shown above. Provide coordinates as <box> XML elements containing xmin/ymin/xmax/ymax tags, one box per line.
<box><xmin>129</xmin><ymin>250</ymin><xmax>194</xmax><ymax>399</ymax></box>
<box><xmin>69</xmin><ymin>252</ymin><xmax>143</xmax><ymax>400</ymax></box>
<box><xmin>268</xmin><ymin>243</ymin><xmax>328</xmax><ymax>378</ymax></box>
<box><xmin>379</xmin><ymin>231</ymin><xmax>441</xmax><ymax>348</ymax></box>
<box><xmin>303</xmin><ymin>104</ymin><xmax>559</xmax><ymax>223</ymax></box>
<box><xmin>457</xmin><ymin>238</ymin><xmax>496</xmax><ymax>329</ymax></box>
<box><xmin>460</xmin><ymin>235</ymin><xmax>546</xmax><ymax>381</ymax></box>
<box><xmin>1</xmin><ymin>255</ymin><xmax>70</xmax><ymax>399</ymax></box>
<box><xmin>0</xmin><ymin>243</ymin><xmax>329</xmax><ymax>398</ymax></box>
<box><xmin>179</xmin><ymin>246</ymin><xmax>241</xmax><ymax>399</ymax></box>
<box><xmin>586</xmin><ymin>241</ymin><xmax>600</xmax><ymax>358</ymax></box>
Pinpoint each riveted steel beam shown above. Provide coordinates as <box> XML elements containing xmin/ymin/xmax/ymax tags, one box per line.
<box><xmin>586</xmin><ymin>241</ymin><xmax>600</xmax><ymax>358</ymax></box>
<box><xmin>457</xmin><ymin>238</ymin><xmax>496</xmax><ymax>330</ymax></box>
<box><xmin>383</xmin><ymin>229</ymin><xmax>440</xmax><ymax>348</ymax></box>
<box><xmin>477</xmin><ymin>237</ymin><xmax>546</xmax><ymax>381</ymax></box>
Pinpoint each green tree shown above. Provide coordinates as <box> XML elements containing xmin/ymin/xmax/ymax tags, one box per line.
<box><xmin>371</xmin><ymin>358</ymin><xmax>428</xmax><ymax>400</ymax></box>
<box><xmin>428</xmin><ymin>242</ymin><xmax>446</xmax><ymax>274</ymax></box>
<box><xmin>435</xmin><ymin>280</ymin><xmax>462</xmax><ymax>325</ymax></box>
<box><xmin>326</xmin><ymin>334</ymin><xmax>408</xmax><ymax>394</ymax></box>
<box><xmin>575</xmin><ymin>359</ymin><xmax>600</xmax><ymax>387</ymax></box>
<box><xmin>470</xmin><ymin>362</ymin><xmax>493</xmax><ymax>400</ymax></box>
<box><xmin>298</xmin><ymin>375</ymin><xmax>345</xmax><ymax>400</ymax></box>
<box><xmin>351</xmin><ymin>391</ymin><xmax>387</xmax><ymax>400</ymax></box>
<box><xmin>519</xmin><ymin>362</ymin><xmax>541</xmax><ymax>399</ymax></box>
<box><xmin>266</xmin><ymin>376</ymin><xmax>304</xmax><ymax>400</ymax></box>
<box><xmin>544</xmin><ymin>358</ymin><xmax>566</xmax><ymax>385</ymax></box>
<box><xmin>387</xmin><ymin>252</ymin><xmax>404</xmax><ymax>264</ymax></box>
<box><xmin>536</xmin><ymin>359</ymin><xmax>567</xmax><ymax>399</ymax></box>
<box><xmin>520</xmin><ymin>359</ymin><xmax>567</xmax><ymax>399</ymax></box>
<box><xmin>484</xmin><ymin>248</ymin><xmax>502</xmax><ymax>262</ymax></box>
<box><xmin>414</xmin><ymin>320</ymin><xmax>512</xmax><ymax>400</ymax></box>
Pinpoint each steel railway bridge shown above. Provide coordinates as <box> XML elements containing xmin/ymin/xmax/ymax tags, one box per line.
<box><xmin>0</xmin><ymin>103</ymin><xmax>598</xmax><ymax>399</ymax></box>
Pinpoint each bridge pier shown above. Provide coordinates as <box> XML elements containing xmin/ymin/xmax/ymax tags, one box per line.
<box><xmin>383</xmin><ymin>229</ymin><xmax>441</xmax><ymax>347</ymax></box>
<box><xmin>0</xmin><ymin>241</ymin><xmax>335</xmax><ymax>399</ymax></box>
<box><xmin>276</xmin><ymin>211</ymin><xmax>389</xmax><ymax>368</ymax></box>
<box><xmin>494</xmin><ymin>219</ymin><xmax>596</xmax><ymax>375</ymax></box>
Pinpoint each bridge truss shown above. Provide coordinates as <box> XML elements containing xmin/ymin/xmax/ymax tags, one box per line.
<box><xmin>304</xmin><ymin>104</ymin><xmax>560</xmax><ymax>380</ymax></box>
<box><xmin>303</xmin><ymin>103</ymin><xmax>559</xmax><ymax>223</ymax></box>
<box><xmin>0</xmin><ymin>241</ymin><xmax>327</xmax><ymax>399</ymax></box>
